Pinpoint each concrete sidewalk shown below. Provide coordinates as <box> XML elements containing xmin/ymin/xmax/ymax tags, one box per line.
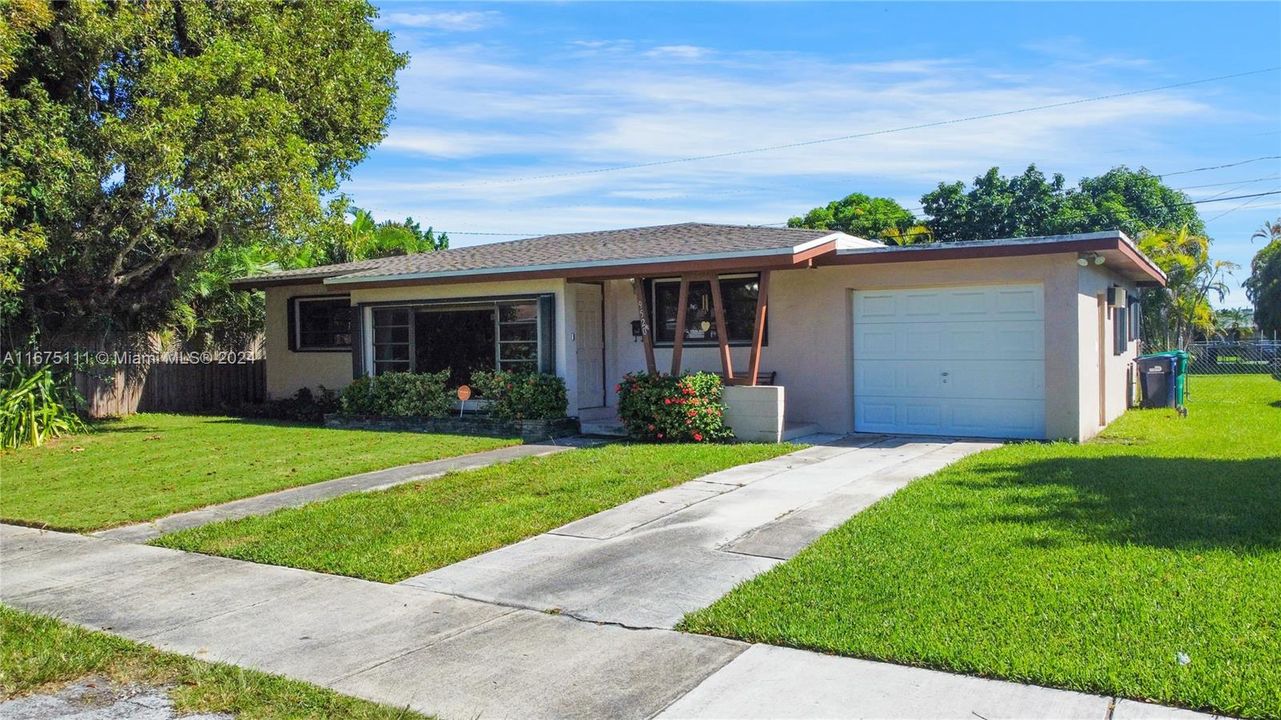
<box><xmin>1</xmin><ymin>525</ymin><xmax>1213</xmax><ymax>719</ymax></box>
<box><xmin>401</xmin><ymin>435</ymin><xmax>999</xmax><ymax>628</ymax></box>
<box><xmin>94</xmin><ymin>438</ymin><xmax>597</xmax><ymax>543</ymax></box>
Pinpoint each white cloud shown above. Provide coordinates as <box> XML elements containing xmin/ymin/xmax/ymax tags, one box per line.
<box><xmin>383</xmin><ymin>10</ymin><xmax>500</xmax><ymax>32</ymax></box>
<box><xmin>646</xmin><ymin>45</ymin><xmax>711</xmax><ymax>61</ymax></box>
<box><xmin>349</xmin><ymin>37</ymin><xmax>1230</xmax><ymax>237</ymax></box>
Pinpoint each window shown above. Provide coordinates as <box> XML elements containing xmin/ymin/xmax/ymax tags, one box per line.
<box><xmin>293</xmin><ymin>297</ymin><xmax>351</xmax><ymax>351</ymax></box>
<box><xmin>651</xmin><ymin>275</ymin><xmax>762</xmax><ymax>346</ymax></box>
<box><xmin>1128</xmin><ymin>297</ymin><xmax>1141</xmax><ymax>342</ymax></box>
<box><xmin>372</xmin><ymin>307</ymin><xmax>411</xmax><ymax>374</ymax></box>
<box><xmin>498</xmin><ymin>301</ymin><xmax>539</xmax><ymax>372</ymax></box>
<box><xmin>367</xmin><ymin>297</ymin><xmax>549</xmax><ymax>379</ymax></box>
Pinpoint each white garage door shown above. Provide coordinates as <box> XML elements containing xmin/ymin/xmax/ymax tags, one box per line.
<box><xmin>852</xmin><ymin>284</ymin><xmax>1046</xmax><ymax>439</ymax></box>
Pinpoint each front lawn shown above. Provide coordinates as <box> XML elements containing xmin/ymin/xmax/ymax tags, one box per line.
<box><xmin>0</xmin><ymin>414</ymin><xmax>516</xmax><ymax>532</ymax></box>
<box><xmin>0</xmin><ymin>605</ymin><xmax>422</xmax><ymax>719</ymax></box>
<box><xmin>154</xmin><ymin>442</ymin><xmax>800</xmax><ymax>583</ymax></box>
<box><xmin>681</xmin><ymin>375</ymin><xmax>1281</xmax><ymax>719</ymax></box>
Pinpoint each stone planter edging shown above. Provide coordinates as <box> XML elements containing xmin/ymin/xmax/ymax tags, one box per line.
<box><xmin>324</xmin><ymin>413</ymin><xmax>579</xmax><ymax>441</ymax></box>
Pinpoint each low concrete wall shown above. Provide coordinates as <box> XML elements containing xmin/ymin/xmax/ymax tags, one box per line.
<box><xmin>325</xmin><ymin>414</ymin><xmax>579</xmax><ymax>442</ymax></box>
<box><xmin>723</xmin><ymin>385</ymin><xmax>784</xmax><ymax>443</ymax></box>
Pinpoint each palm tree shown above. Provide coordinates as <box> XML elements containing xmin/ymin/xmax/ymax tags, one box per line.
<box><xmin>1214</xmin><ymin>307</ymin><xmax>1255</xmax><ymax>339</ymax></box>
<box><xmin>1137</xmin><ymin>227</ymin><xmax>1238</xmax><ymax>349</ymax></box>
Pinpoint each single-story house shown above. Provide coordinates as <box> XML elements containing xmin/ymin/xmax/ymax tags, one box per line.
<box><xmin>232</xmin><ymin>223</ymin><xmax>1166</xmax><ymax>442</ymax></box>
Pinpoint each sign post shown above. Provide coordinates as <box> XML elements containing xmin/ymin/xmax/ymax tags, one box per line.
<box><xmin>457</xmin><ymin>385</ymin><xmax>472</xmax><ymax>417</ymax></box>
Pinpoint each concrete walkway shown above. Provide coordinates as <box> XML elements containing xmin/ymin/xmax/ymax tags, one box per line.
<box><xmin>94</xmin><ymin>438</ymin><xmax>597</xmax><ymax>543</ymax></box>
<box><xmin>400</xmin><ymin>434</ymin><xmax>999</xmax><ymax>628</ymax></box>
<box><xmin>1</xmin><ymin>525</ymin><xmax>1214</xmax><ymax>719</ymax></box>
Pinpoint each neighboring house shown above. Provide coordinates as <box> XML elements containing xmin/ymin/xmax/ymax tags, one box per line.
<box><xmin>232</xmin><ymin>223</ymin><xmax>1165</xmax><ymax>442</ymax></box>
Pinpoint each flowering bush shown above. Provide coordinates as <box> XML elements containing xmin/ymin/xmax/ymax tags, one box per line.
<box><xmin>470</xmin><ymin>369</ymin><xmax>568</xmax><ymax>421</ymax></box>
<box><xmin>339</xmin><ymin>370</ymin><xmax>453</xmax><ymax>418</ymax></box>
<box><xmin>615</xmin><ymin>371</ymin><xmax>732</xmax><ymax>442</ymax></box>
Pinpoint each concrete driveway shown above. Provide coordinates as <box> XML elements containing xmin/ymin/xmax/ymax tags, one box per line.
<box><xmin>401</xmin><ymin>434</ymin><xmax>999</xmax><ymax>629</ymax></box>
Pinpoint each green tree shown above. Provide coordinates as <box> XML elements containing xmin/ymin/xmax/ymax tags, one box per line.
<box><xmin>287</xmin><ymin>198</ymin><xmax>449</xmax><ymax>267</ymax></box>
<box><xmin>787</xmin><ymin>193</ymin><xmax>916</xmax><ymax>239</ymax></box>
<box><xmin>1213</xmin><ymin>307</ymin><xmax>1255</xmax><ymax>339</ymax></box>
<box><xmin>920</xmin><ymin>165</ymin><xmax>1204</xmax><ymax>242</ymax></box>
<box><xmin>1245</xmin><ymin>219</ymin><xmax>1281</xmax><ymax>337</ymax></box>
<box><xmin>1</xmin><ymin>0</ymin><xmax>405</xmax><ymax>338</ymax></box>
<box><xmin>171</xmin><ymin>243</ymin><xmax>275</xmax><ymax>350</ymax></box>
<box><xmin>1137</xmin><ymin>227</ymin><xmax>1237</xmax><ymax>349</ymax></box>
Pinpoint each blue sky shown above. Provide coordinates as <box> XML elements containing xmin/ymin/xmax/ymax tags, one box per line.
<box><xmin>349</xmin><ymin>2</ymin><xmax>1281</xmax><ymax>308</ymax></box>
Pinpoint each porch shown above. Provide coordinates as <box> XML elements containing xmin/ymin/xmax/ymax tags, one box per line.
<box><xmin>572</xmin><ymin>268</ymin><xmax>814</xmax><ymax>441</ymax></box>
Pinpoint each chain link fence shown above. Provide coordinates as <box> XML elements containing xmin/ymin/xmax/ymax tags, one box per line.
<box><xmin>1139</xmin><ymin>336</ymin><xmax>1281</xmax><ymax>405</ymax></box>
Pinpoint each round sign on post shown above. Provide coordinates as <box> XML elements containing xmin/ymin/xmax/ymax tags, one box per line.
<box><xmin>456</xmin><ymin>385</ymin><xmax>472</xmax><ymax>402</ymax></box>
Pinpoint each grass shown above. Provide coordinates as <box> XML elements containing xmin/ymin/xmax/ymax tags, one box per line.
<box><xmin>679</xmin><ymin>374</ymin><xmax>1281</xmax><ymax>719</ymax></box>
<box><xmin>0</xmin><ymin>414</ymin><xmax>515</xmax><ymax>532</ymax></box>
<box><xmin>153</xmin><ymin>442</ymin><xmax>799</xmax><ymax>583</ymax></box>
<box><xmin>0</xmin><ymin>605</ymin><xmax>424</xmax><ymax>719</ymax></box>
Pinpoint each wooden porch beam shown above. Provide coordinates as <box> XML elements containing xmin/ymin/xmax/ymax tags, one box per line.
<box><xmin>670</xmin><ymin>276</ymin><xmax>690</xmax><ymax>376</ymax></box>
<box><xmin>632</xmin><ymin>278</ymin><xmax>657</xmax><ymax>374</ymax></box>
<box><xmin>745</xmin><ymin>270</ymin><xmax>770</xmax><ymax>386</ymax></box>
<box><xmin>707</xmin><ymin>274</ymin><xmax>734</xmax><ymax>383</ymax></box>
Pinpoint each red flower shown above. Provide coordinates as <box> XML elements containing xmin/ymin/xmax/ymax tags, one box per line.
<box><xmin>687</xmin><ymin>409</ymin><xmax>697</xmax><ymax>417</ymax></box>
<box><xmin>693</xmin><ymin>432</ymin><xmax>704</xmax><ymax>441</ymax></box>
<box><xmin>657</xmin><ymin>433</ymin><xmax>664</xmax><ymax>439</ymax></box>
<box><xmin>664</xmin><ymin>397</ymin><xmax>672</xmax><ymax>405</ymax></box>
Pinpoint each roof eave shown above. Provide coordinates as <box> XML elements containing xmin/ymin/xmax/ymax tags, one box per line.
<box><xmin>825</xmin><ymin>231</ymin><xmax>1167</xmax><ymax>286</ymax></box>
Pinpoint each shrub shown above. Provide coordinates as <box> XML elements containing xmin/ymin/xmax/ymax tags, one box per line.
<box><xmin>616</xmin><ymin>371</ymin><xmax>732</xmax><ymax>442</ymax></box>
<box><xmin>339</xmin><ymin>371</ymin><xmax>453</xmax><ymax>418</ymax></box>
<box><xmin>470</xmin><ymin>369</ymin><xmax>568</xmax><ymax>421</ymax></box>
<box><xmin>233</xmin><ymin>386</ymin><xmax>338</xmax><ymax>423</ymax></box>
<box><xmin>0</xmin><ymin>364</ymin><xmax>88</xmax><ymax>449</ymax></box>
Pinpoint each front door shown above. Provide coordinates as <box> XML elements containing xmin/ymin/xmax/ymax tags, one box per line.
<box><xmin>575</xmin><ymin>284</ymin><xmax>605</xmax><ymax>408</ymax></box>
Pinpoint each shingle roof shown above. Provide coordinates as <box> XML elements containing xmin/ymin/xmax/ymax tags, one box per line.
<box><xmin>233</xmin><ymin>223</ymin><xmax>838</xmax><ymax>287</ymax></box>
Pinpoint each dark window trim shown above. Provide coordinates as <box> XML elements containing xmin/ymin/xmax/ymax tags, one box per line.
<box><xmin>647</xmin><ymin>274</ymin><xmax>767</xmax><ymax>348</ymax></box>
<box><xmin>1113</xmin><ymin>303</ymin><xmax>1128</xmax><ymax>356</ymax></box>
<box><xmin>362</xmin><ymin>293</ymin><xmax>557</xmax><ymax>377</ymax></box>
<box><xmin>289</xmin><ymin>295</ymin><xmax>352</xmax><ymax>353</ymax></box>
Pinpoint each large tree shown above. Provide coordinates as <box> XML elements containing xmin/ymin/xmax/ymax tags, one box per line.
<box><xmin>1245</xmin><ymin>219</ymin><xmax>1281</xmax><ymax>337</ymax></box>
<box><xmin>1</xmin><ymin>0</ymin><xmax>405</xmax><ymax>339</ymax></box>
<box><xmin>919</xmin><ymin>165</ymin><xmax>1205</xmax><ymax>242</ymax></box>
<box><xmin>787</xmin><ymin>192</ymin><xmax>917</xmax><ymax>239</ymax></box>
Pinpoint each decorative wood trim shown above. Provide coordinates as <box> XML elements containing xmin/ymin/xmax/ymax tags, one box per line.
<box><xmin>632</xmin><ymin>278</ymin><xmax>658</xmax><ymax>374</ymax></box>
<box><xmin>670</xmin><ymin>276</ymin><xmax>690</xmax><ymax>376</ymax></box>
<box><xmin>707</xmin><ymin>274</ymin><xmax>734</xmax><ymax>382</ymax></box>
<box><xmin>746</xmin><ymin>270</ymin><xmax>770</xmax><ymax>386</ymax></box>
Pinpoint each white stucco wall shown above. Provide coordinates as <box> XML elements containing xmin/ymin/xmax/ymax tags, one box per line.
<box><xmin>1075</xmin><ymin>265</ymin><xmax>1140</xmax><ymax>441</ymax></box>
<box><xmin>598</xmin><ymin>254</ymin><xmax>1095</xmax><ymax>440</ymax></box>
<box><xmin>263</xmin><ymin>284</ymin><xmax>355</xmax><ymax>399</ymax></box>
<box><xmin>263</xmin><ymin>254</ymin><xmax>1144</xmax><ymax>439</ymax></box>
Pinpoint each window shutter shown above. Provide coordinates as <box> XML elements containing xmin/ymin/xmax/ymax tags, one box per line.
<box><xmin>351</xmin><ymin>304</ymin><xmax>365</xmax><ymax>378</ymax></box>
<box><xmin>286</xmin><ymin>298</ymin><xmax>298</xmax><ymax>352</ymax></box>
<box><xmin>538</xmin><ymin>294</ymin><xmax>556</xmax><ymax>374</ymax></box>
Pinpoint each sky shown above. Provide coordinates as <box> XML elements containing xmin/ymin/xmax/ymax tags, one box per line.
<box><xmin>348</xmin><ymin>1</ymin><xmax>1281</xmax><ymax>308</ymax></box>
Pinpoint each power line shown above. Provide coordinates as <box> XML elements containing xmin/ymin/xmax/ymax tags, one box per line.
<box><xmin>1158</xmin><ymin>155</ymin><xmax>1281</xmax><ymax>178</ymax></box>
<box><xmin>426</xmin><ymin>66</ymin><xmax>1280</xmax><ymax>188</ymax></box>
<box><xmin>1168</xmin><ymin>174</ymin><xmax>1280</xmax><ymax>190</ymax></box>
<box><xmin>1181</xmin><ymin>190</ymin><xmax>1281</xmax><ymax>205</ymax></box>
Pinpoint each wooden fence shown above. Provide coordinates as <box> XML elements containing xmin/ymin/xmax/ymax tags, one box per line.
<box><xmin>74</xmin><ymin>359</ymin><xmax>265</xmax><ymax>418</ymax></box>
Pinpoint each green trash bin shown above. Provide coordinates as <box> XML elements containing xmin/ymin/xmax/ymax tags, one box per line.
<box><xmin>1171</xmin><ymin>350</ymin><xmax>1190</xmax><ymax>406</ymax></box>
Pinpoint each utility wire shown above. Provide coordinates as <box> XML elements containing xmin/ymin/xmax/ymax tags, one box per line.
<box><xmin>1158</xmin><ymin>155</ymin><xmax>1281</xmax><ymax>178</ymax></box>
<box><xmin>423</xmin><ymin>66</ymin><xmax>1280</xmax><ymax>188</ymax></box>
